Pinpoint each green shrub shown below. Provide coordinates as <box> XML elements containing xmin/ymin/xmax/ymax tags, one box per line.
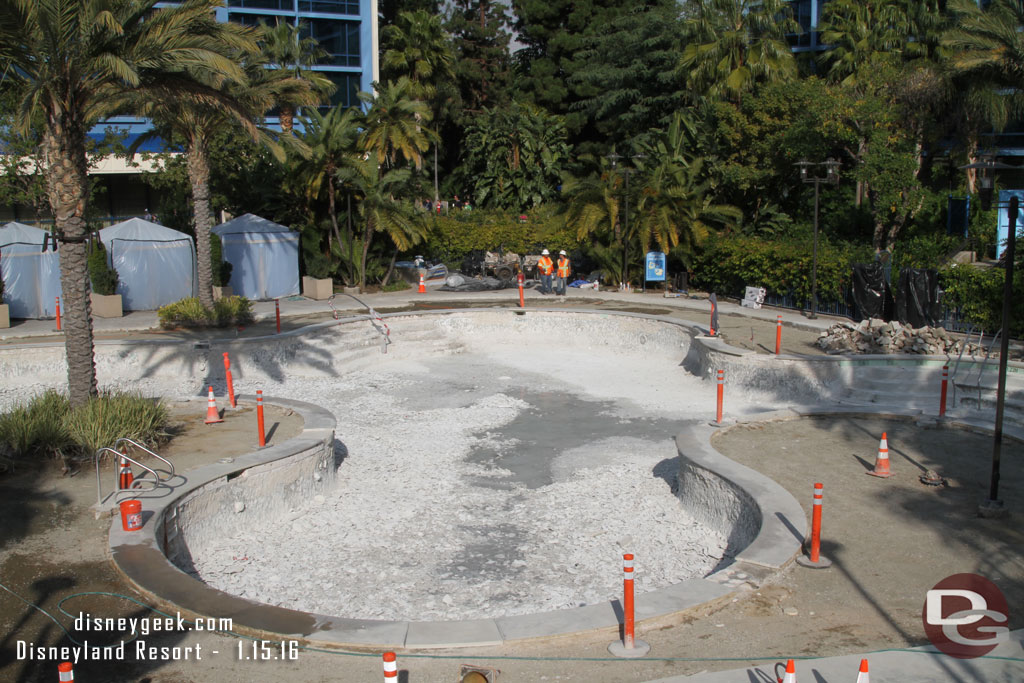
<box><xmin>692</xmin><ymin>233</ymin><xmax>867</xmax><ymax>304</ymax></box>
<box><xmin>381</xmin><ymin>279</ymin><xmax>410</xmax><ymax>292</ymax></box>
<box><xmin>88</xmin><ymin>240</ymin><xmax>119</xmax><ymax>296</ymax></box>
<box><xmin>158</xmin><ymin>297</ymin><xmax>212</xmax><ymax>329</ymax></box>
<box><xmin>212</xmin><ymin>295</ymin><xmax>254</xmax><ymax>327</ymax></box>
<box><xmin>939</xmin><ymin>264</ymin><xmax>1024</xmax><ymax>336</ymax></box>
<box><xmin>63</xmin><ymin>392</ymin><xmax>169</xmax><ymax>459</ymax></box>
<box><xmin>210</xmin><ymin>233</ymin><xmax>233</xmax><ymax>287</ymax></box>
<box><xmin>0</xmin><ymin>390</ymin><xmax>166</xmax><ymax>462</ymax></box>
<box><xmin>304</xmin><ymin>249</ymin><xmax>335</xmax><ymax>280</ymax></box>
<box><xmin>159</xmin><ymin>296</ymin><xmax>253</xmax><ymax>329</ymax></box>
<box><xmin>0</xmin><ymin>390</ymin><xmax>72</xmax><ymax>459</ymax></box>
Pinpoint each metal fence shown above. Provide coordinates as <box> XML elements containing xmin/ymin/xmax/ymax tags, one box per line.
<box><xmin>760</xmin><ymin>292</ymin><xmax>981</xmax><ymax>335</ymax></box>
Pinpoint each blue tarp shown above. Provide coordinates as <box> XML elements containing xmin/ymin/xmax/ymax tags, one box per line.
<box><xmin>212</xmin><ymin>214</ymin><xmax>299</xmax><ymax>300</ymax></box>
<box><xmin>0</xmin><ymin>222</ymin><xmax>62</xmax><ymax>318</ymax></box>
<box><xmin>100</xmin><ymin>218</ymin><xmax>197</xmax><ymax>311</ymax></box>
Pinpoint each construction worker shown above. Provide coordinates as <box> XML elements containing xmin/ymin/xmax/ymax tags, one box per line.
<box><xmin>537</xmin><ymin>248</ymin><xmax>554</xmax><ymax>294</ymax></box>
<box><xmin>555</xmin><ymin>250</ymin><xmax>571</xmax><ymax>295</ymax></box>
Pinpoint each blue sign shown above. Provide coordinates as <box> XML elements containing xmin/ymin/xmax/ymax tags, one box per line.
<box><xmin>645</xmin><ymin>252</ymin><xmax>666</xmax><ymax>282</ymax></box>
<box><xmin>997</xmin><ymin>190</ymin><xmax>1024</xmax><ymax>259</ymax></box>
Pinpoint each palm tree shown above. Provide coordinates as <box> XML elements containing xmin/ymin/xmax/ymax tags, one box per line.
<box><xmin>257</xmin><ymin>20</ymin><xmax>335</xmax><ymax>134</ymax></box>
<box><xmin>944</xmin><ymin>0</ymin><xmax>1024</xmax><ymax>189</ymax></box>
<box><xmin>562</xmin><ymin>156</ymin><xmax>625</xmax><ymax>282</ymax></box>
<box><xmin>359</xmin><ymin>77</ymin><xmax>434</xmax><ymax>170</ymax></box>
<box><xmin>346</xmin><ymin>158</ymin><xmax>428</xmax><ymax>292</ymax></box>
<box><xmin>632</xmin><ymin>116</ymin><xmax>740</xmax><ymax>260</ymax></box>
<box><xmin>0</xmin><ymin>0</ymin><xmax>251</xmax><ymax>406</ymax></box>
<box><xmin>133</xmin><ymin>37</ymin><xmax>320</xmax><ymax>308</ymax></box>
<box><xmin>292</xmin><ymin>106</ymin><xmax>364</xmax><ymax>270</ymax></box>
<box><xmin>679</xmin><ymin>0</ymin><xmax>798</xmax><ymax>104</ymax></box>
<box><xmin>382</xmin><ymin>9</ymin><xmax>456</xmax><ymax>202</ymax></box>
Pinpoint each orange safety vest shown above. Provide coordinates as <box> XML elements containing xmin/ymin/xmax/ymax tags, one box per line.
<box><xmin>538</xmin><ymin>255</ymin><xmax>554</xmax><ymax>275</ymax></box>
<box><xmin>556</xmin><ymin>257</ymin><xmax>570</xmax><ymax>278</ymax></box>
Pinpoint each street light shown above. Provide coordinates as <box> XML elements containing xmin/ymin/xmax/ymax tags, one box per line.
<box><xmin>960</xmin><ymin>154</ymin><xmax>1019</xmax><ymax>518</ymax></box>
<box><xmin>607</xmin><ymin>152</ymin><xmax>644</xmax><ymax>287</ymax></box>
<box><xmin>795</xmin><ymin>159</ymin><xmax>840</xmax><ymax>318</ymax></box>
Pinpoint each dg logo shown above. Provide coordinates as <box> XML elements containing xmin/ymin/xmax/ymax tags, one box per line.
<box><xmin>922</xmin><ymin>573</ymin><xmax>1010</xmax><ymax>659</ymax></box>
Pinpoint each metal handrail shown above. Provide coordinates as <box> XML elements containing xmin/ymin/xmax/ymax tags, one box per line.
<box><xmin>94</xmin><ymin>447</ymin><xmax>166</xmax><ymax>508</ymax></box>
<box><xmin>949</xmin><ymin>327</ymin><xmax>984</xmax><ymax>409</ymax></box>
<box><xmin>113</xmin><ymin>437</ymin><xmax>175</xmax><ymax>479</ymax></box>
<box><xmin>971</xmin><ymin>330</ymin><xmax>1002</xmax><ymax>410</ymax></box>
<box><xmin>327</xmin><ymin>292</ymin><xmax>392</xmax><ymax>353</ymax></box>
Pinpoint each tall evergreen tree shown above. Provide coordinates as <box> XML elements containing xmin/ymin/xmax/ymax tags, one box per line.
<box><xmin>446</xmin><ymin>0</ymin><xmax>512</xmax><ymax>119</ymax></box>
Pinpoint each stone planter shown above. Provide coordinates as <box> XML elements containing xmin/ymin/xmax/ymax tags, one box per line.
<box><xmin>0</xmin><ymin>303</ymin><xmax>9</xmax><ymax>329</ymax></box>
<box><xmin>90</xmin><ymin>292</ymin><xmax>123</xmax><ymax>318</ymax></box>
<box><xmin>303</xmin><ymin>276</ymin><xmax>334</xmax><ymax>301</ymax></box>
<box><xmin>213</xmin><ymin>285</ymin><xmax>233</xmax><ymax>301</ymax></box>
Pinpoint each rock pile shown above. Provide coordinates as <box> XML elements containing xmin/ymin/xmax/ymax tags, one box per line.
<box><xmin>816</xmin><ymin>319</ymin><xmax>987</xmax><ymax>356</ymax></box>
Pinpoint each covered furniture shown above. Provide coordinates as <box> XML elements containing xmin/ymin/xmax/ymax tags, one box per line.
<box><xmin>0</xmin><ymin>222</ymin><xmax>62</xmax><ymax>318</ymax></box>
<box><xmin>212</xmin><ymin>214</ymin><xmax>299</xmax><ymax>300</ymax></box>
<box><xmin>99</xmin><ymin>218</ymin><xmax>197</xmax><ymax>311</ymax></box>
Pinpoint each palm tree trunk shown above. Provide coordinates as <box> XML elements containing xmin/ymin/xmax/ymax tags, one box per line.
<box><xmin>382</xmin><ymin>246</ymin><xmax>399</xmax><ymax>287</ymax></box>
<box><xmin>328</xmin><ymin>174</ymin><xmax>343</xmax><ymax>250</ymax></box>
<box><xmin>44</xmin><ymin>124</ymin><xmax>98</xmax><ymax>407</ymax></box>
<box><xmin>187</xmin><ymin>141</ymin><xmax>216</xmax><ymax>309</ymax></box>
<box><xmin>360</xmin><ymin>217</ymin><xmax>373</xmax><ymax>293</ymax></box>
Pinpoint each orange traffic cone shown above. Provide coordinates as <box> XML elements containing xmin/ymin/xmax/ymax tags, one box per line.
<box><xmin>867</xmin><ymin>432</ymin><xmax>893</xmax><ymax>478</ymax></box>
<box><xmin>778</xmin><ymin>658</ymin><xmax>796</xmax><ymax>683</ymax></box>
<box><xmin>118</xmin><ymin>455</ymin><xmax>134</xmax><ymax>490</ymax></box>
<box><xmin>204</xmin><ymin>386</ymin><xmax>223</xmax><ymax>424</ymax></box>
<box><xmin>418</xmin><ymin>273</ymin><xmax>426</xmax><ymax>293</ymax></box>
<box><xmin>855</xmin><ymin>658</ymin><xmax>870</xmax><ymax>683</ymax></box>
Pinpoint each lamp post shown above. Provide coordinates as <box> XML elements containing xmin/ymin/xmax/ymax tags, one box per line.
<box><xmin>960</xmin><ymin>155</ymin><xmax>1019</xmax><ymax>518</ymax></box>
<box><xmin>795</xmin><ymin>159</ymin><xmax>840</xmax><ymax>318</ymax></box>
<box><xmin>608</xmin><ymin>152</ymin><xmax>644</xmax><ymax>287</ymax></box>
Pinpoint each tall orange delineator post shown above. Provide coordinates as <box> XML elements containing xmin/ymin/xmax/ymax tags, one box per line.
<box><xmin>275</xmin><ymin>299</ymin><xmax>281</xmax><ymax>334</ymax></box>
<box><xmin>518</xmin><ymin>271</ymin><xmax>525</xmax><ymax>308</ymax></box>
<box><xmin>118</xmin><ymin>450</ymin><xmax>134</xmax><ymax>490</ymax></box>
<box><xmin>939</xmin><ymin>364</ymin><xmax>949</xmax><ymax>417</ymax></box>
<box><xmin>256</xmin><ymin>389</ymin><xmax>266</xmax><ymax>448</ymax></box>
<box><xmin>775</xmin><ymin>315</ymin><xmax>782</xmax><ymax>355</ymax></box>
<box><xmin>55</xmin><ymin>297</ymin><xmax>62</xmax><ymax>332</ymax></box>
<box><xmin>382</xmin><ymin>651</ymin><xmax>397</xmax><ymax>681</ymax></box>
<box><xmin>608</xmin><ymin>553</ymin><xmax>650</xmax><ymax>656</ymax></box>
<box><xmin>58</xmin><ymin>661</ymin><xmax>74</xmax><ymax>681</ymax></box>
<box><xmin>223</xmin><ymin>352</ymin><xmax>237</xmax><ymax>408</ymax></box>
<box><xmin>623</xmin><ymin>553</ymin><xmax>635</xmax><ymax>648</ymax></box>
<box><xmin>715</xmin><ymin>369</ymin><xmax>724</xmax><ymax>424</ymax></box>
<box><xmin>797</xmin><ymin>482</ymin><xmax>832</xmax><ymax>568</ymax></box>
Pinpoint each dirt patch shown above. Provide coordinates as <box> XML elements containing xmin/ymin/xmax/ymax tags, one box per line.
<box><xmin>0</xmin><ymin>399</ymin><xmax>303</xmax><ymax>683</ymax></box>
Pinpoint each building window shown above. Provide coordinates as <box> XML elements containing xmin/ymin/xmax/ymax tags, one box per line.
<box><xmin>299</xmin><ymin>0</ymin><xmax>359</xmax><ymax>14</ymax></box>
<box><xmin>302</xmin><ymin>19</ymin><xmax>361</xmax><ymax>67</ymax></box>
<box><xmin>227</xmin><ymin>0</ymin><xmax>294</xmax><ymax>10</ymax></box>
<box><xmin>324</xmin><ymin>73</ymin><xmax>361</xmax><ymax>109</ymax></box>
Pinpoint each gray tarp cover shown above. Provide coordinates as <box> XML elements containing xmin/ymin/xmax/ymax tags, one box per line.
<box><xmin>439</xmin><ymin>274</ymin><xmax>513</xmax><ymax>291</ymax></box>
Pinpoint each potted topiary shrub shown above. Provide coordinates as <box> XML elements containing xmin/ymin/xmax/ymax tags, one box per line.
<box><xmin>88</xmin><ymin>240</ymin><xmax>122</xmax><ymax>318</ymax></box>
<box><xmin>302</xmin><ymin>250</ymin><xmax>334</xmax><ymax>300</ymax></box>
<box><xmin>0</xmin><ymin>261</ymin><xmax>9</xmax><ymax>329</ymax></box>
<box><xmin>210</xmin><ymin>233</ymin><xmax>234</xmax><ymax>301</ymax></box>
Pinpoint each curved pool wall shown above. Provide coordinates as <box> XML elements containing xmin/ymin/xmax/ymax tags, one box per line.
<box><xmin>92</xmin><ymin>310</ymin><xmax>808</xmax><ymax>648</ymax></box>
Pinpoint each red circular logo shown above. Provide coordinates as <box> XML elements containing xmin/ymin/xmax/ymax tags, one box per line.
<box><xmin>922</xmin><ymin>573</ymin><xmax>1009</xmax><ymax>659</ymax></box>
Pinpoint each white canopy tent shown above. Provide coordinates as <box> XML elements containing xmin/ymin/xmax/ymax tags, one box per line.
<box><xmin>99</xmin><ymin>218</ymin><xmax>197</xmax><ymax>311</ymax></box>
<box><xmin>0</xmin><ymin>222</ymin><xmax>62</xmax><ymax>318</ymax></box>
<box><xmin>212</xmin><ymin>213</ymin><xmax>299</xmax><ymax>300</ymax></box>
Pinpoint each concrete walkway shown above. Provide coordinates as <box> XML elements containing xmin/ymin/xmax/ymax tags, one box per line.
<box><xmin>0</xmin><ymin>284</ymin><xmax>834</xmax><ymax>342</ymax></box>
<box><xmin>653</xmin><ymin>628</ymin><xmax>1024</xmax><ymax>682</ymax></box>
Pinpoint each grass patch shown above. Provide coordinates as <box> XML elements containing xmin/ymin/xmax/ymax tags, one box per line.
<box><xmin>381</xmin><ymin>279</ymin><xmax>411</xmax><ymax>292</ymax></box>
<box><xmin>0</xmin><ymin>390</ymin><xmax>169</xmax><ymax>465</ymax></box>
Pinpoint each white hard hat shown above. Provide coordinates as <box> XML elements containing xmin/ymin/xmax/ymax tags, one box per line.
<box><xmin>559</xmin><ymin>250</ymin><xmax>566</xmax><ymax>255</ymax></box>
<box><xmin>541</xmin><ymin>249</ymin><xmax>549</xmax><ymax>255</ymax></box>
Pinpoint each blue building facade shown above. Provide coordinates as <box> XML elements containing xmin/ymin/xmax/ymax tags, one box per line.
<box><xmin>92</xmin><ymin>0</ymin><xmax>378</xmax><ymax>149</ymax></box>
